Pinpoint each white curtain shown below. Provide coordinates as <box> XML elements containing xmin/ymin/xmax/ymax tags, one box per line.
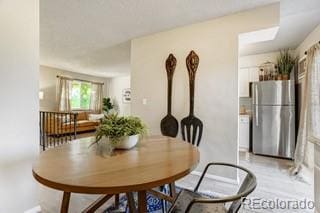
<box><xmin>90</xmin><ymin>83</ymin><xmax>103</xmax><ymax>113</ymax></box>
<box><xmin>293</xmin><ymin>43</ymin><xmax>320</xmax><ymax>173</ymax></box>
<box><xmin>58</xmin><ymin>77</ymin><xmax>72</xmax><ymax>112</ymax></box>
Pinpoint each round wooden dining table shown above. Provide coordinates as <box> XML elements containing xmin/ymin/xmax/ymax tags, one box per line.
<box><xmin>32</xmin><ymin>135</ymin><xmax>199</xmax><ymax>213</ymax></box>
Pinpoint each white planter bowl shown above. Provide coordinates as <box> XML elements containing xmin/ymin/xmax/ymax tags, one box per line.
<box><xmin>114</xmin><ymin>134</ymin><xmax>139</xmax><ymax>149</ymax></box>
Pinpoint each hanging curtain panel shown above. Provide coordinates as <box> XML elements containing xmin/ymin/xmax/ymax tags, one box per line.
<box><xmin>90</xmin><ymin>83</ymin><xmax>103</xmax><ymax>113</ymax></box>
<box><xmin>58</xmin><ymin>77</ymin><xmax>72</xmax><ymax>112</ymax></box>
<box><xmin>294</xmin><ymin>43</ymin><xmax>320</xmax><ymax>172</ymax></box>
<box><xmin>306</xmin><ymin>44</ymin><xmax>320</xmax><ymax>143</ymax></box>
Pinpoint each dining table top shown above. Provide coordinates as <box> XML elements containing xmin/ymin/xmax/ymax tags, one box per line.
<box><xmin>32</xmin><ymin>135</ymin><xmax>200</xmax><ymax>194</ymax></box>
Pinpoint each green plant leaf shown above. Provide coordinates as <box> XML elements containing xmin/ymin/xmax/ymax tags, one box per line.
<box><xmin>95</xmin><ymin>114</ymin><xmax>147</xmax><ymax>145</ymax></box>
<box><xmin>276</xmin><ymin>49</ymin><xmax>297</xmax><ymax>75</ymax></box>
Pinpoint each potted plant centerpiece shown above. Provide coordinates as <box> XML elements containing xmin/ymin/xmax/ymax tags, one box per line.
<box><xmin>276</xmin><ymin>49</ymin><xmax>297</xmax><ymax>80</ymax></box>
<box><xmin>93</xmin><ymin>114</ymin><xmax>147</xmax><ymax>155</ymax></box>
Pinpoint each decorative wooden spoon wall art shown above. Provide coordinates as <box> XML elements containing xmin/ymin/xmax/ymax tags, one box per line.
<box><xmin>160</xmin><ymin>54</ymin><xmax>179</xmax><ymax>137</ymax></box>
<box><xmin>181</xmin><ymin>50</ymin><xmax>203</xmax><ymax>146</ymax></box>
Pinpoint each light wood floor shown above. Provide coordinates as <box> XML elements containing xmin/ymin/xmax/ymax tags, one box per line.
<box><xmin>178</xmin><ymin>152</ymin><xmax>314</xmax><ymax>213</ymax></box>
<box><xmin>39</xmin><ymin>151</ymin><xmax>314</xmax><ymax>213</ymax></box>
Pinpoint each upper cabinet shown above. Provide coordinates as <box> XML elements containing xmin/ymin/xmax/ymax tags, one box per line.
<box><xmin>239</xmin><ymin>52</ymin><xmax>280</xmax><ymax>97</ymax></box>
<box><xmin>249</xmin><ymin>67</ymin><xmax>260</xmax><ymax>82</ymax></box>
<box><xmin>239</xmin><ymin>67</ymin><xmax>259</xmax><ymax>97</ymax></box>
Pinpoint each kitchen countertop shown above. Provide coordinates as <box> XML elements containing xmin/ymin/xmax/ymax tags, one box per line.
<box><xmin>239</xmin><ymin>112</ymin><xmax>252</xmax><ymax>119</ymax></box>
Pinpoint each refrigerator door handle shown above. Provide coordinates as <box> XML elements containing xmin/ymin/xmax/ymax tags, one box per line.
<box><xmin>255</xmin><ymin>85</ymin><xmax>259</xmax><ymax>126</ymax></box>
<box><xmin>255</xmin><ymin>106</ymin><xmax>259</xmax><ymax>126</ymax></box>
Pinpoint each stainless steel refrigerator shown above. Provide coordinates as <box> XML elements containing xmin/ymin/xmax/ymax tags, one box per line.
<box><xmin>252</xmin><ymin>80</ymin><xmax>295</xmax><ymax>158</ymax></box>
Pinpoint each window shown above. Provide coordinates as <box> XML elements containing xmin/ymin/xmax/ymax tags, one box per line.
<box><xmin>71</xmin><ymin>81</ymin><xmax>92</xmax><ymax>110</ymax></box>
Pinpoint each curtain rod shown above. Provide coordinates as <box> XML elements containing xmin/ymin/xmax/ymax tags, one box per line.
<box><xmin>305</xmin><ymin>41</ymin><xmax>320</xmax><ymax>55</ymax></box>
<box><xmin>56</xmin><ymin>75</ymin><xmax>104</xmax><ymax>85</ymax></box>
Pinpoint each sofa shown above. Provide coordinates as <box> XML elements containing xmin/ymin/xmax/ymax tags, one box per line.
<box><xmin>44</xmin><ymin>111</ymin><xmax>102</xmax><ymax>135</ymax></box>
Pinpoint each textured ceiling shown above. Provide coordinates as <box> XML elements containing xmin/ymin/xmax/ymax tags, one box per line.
<box><xmin>40</xmin><ymin>0</ymin><xmax>320</xmax><ymax>77</ymax></box>
<box><xmin>40</xmin><ymin>0</ymin><xmax>279</xmax><ymax>77</ymax></box>
<box><xmin>240</xmin><ymin>0</ymin><xmax>320</xmax><ymax>56</ymax></box>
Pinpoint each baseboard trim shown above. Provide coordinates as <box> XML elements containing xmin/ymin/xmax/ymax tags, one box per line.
<box><xmin>24</xmin><ymin>205</ymin><xmax>41</xmax><ymax>213</ymax></box>
<box><xmin>191</xmin><ymin>171</ymin><xmax>239</xmax><ymax>185</ymax></box>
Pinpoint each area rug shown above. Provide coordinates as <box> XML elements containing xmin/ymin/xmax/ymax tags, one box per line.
<box><xmin>105</xmin><ymin>186</ymin><xmax>177</xmax><ymax>213</ymax></box>
<box><xmin>104</xmin><ymin>192</ymin><xmax>165</xmax><ymax>213</ymax></box>
<box><xmin>104</xmin><ymin>187</ymin><xmax>214</xmax><ymax>213</ymax></box>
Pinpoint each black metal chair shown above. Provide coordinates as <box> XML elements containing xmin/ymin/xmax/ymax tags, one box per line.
<box><xmin>168</xmin><ymin>162</ymin><xmax>257</xmax><ymax>213</ymax></box>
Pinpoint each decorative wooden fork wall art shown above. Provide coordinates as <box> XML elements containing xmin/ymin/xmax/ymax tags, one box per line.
<box><xmin>160</xmin><ymin>54</ymin><xmax>179</xmax><ymax>137</ymax></box>
<box><xmin>181</xmin><ymin>50</ymin><xmax>203</xmax><ymax>146</ymax></box>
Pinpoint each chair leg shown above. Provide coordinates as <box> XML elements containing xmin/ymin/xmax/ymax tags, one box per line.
<box><xmin>169</xmin><ymin>182</ymin><xmax>176</xmax><ymax>198</ymax></box>
<box><xmin>82</xmin><ymin>194</ymin><xmax>113</xmax><ymax>212</ymax></box>
<box><xmin>159</xmin><ymin>185</ymin><xmax>166</xmax><ymax>212</ymax></box>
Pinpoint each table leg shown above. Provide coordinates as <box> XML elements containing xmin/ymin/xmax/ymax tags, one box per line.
<box><xmin>138</xmin><ymin>190</ymin><xmax>147</xmax><ymax>213</ymax></box>
<box><xmin>61</xmin><ymin>192</ymin><xmax>71</xmax><ymax>213</ymax></box>
<box><xmin>169</xmin><ymin>182</ymin><xmax>176</xmax><ymax>198</ymax></box>
<box><xmin>126</xmin><ymin>192</ymin><xmax>136</xmax><ymax>213</ymax></box>
<box><xmin>115</xmin><ymin>194</ymin><xmax>120</xmax><ymax>209</ymax></box>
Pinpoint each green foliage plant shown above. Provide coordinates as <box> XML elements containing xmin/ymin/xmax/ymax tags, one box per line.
<box><xmin>277</xmin><ymin>49</ymin><xmax>297</xmax><ymax>76</ymax></box>
<box><xmin>95</xmin><ymin>114</ymin><xmax>147</xmax><ymax>146</ymax></box>
<box><xmin>103</xmin><ymin>97</ymin><xmax>114</xmax><ymax>114</ymax></box>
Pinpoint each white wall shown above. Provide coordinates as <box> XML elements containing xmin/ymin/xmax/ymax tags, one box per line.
<box><xmin>296</xmin><ymin>24</ymin><xmax>320</xmax><ymax>59</ymax></box>
<box><xmin>109</xmin><ymin>76</ymin><xmax>131</xmax><ymax>116</ymax></box>
<box><xmin>40</xmin><ymin>65</ymin><xmax>110</xmax><ymax>111</ymax></box>
<box><xmin>131</xmin><ymin>4</ymin><xmax>279</xmax><ymax>177</ymax></box>
<box><xmin>239</xmin><ymin>50</ymin><xmax>296</xmax><ymax>68</ymax></box>
<box><xmin>239</xmin><ymin>51</ymin><xmax>280</xmax><ymax>68</ymax></box>
<box><xmin>0</xmin><ymin>0</ymin><xmax>39</xmax><ymax>212</ymax></box>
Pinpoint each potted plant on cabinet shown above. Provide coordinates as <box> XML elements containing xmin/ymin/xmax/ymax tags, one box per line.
<box><xmin>276</xmin><ymin>49</ymin><xmax>297</xmax><ymax>80</ymax></box>
<box><xmin>102</xmin><ymin>97</ymin><xmax>114</xmax><ymax>114</ymax></box>
<box><xmin>93</xmin><ymin>114</ymin><xmax>147</xmax><ymax>155</ymax></box>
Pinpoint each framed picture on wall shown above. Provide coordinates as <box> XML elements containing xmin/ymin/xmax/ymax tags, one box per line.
<box><xmin>298</xmin><ymin>56</ymin><xmax>307</xmax><ymax>80</ymax></box>
<box><xmin>122</xmin><ymin>88</ymin><xmax>131</xmax><ymax>103</ymax></box>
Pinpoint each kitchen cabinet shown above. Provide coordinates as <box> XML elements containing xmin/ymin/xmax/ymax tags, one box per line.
<box><xmin>239</xmin><ymin>67</ymin><xmax>259</xmax><ymax>97</ymax></box>
<box><xmin>239</xmin><ymin>114</ymin><xmax>250</xmax><ymax>150</ymax></box>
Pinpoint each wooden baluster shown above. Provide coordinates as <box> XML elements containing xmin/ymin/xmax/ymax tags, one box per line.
<box><xmin>54</xmin><ymin>112</ymin><xmax>56</xmax><ymax>147</ymax></box>
<box><xmin>60</xmin><ymin>113</ymin><xmax>62</xmax><ymax>145</ymax></box>
<box><xmin>39</xmin><ymin>111</ymin><xmax>42</xmax><ymax>147</ymax></box>
<box><xmin>51</xmin><ymin>112</ymin><xmax>54</xmax><ymax>147</ymax></box>
<box><xmin>74</xmin><ymin>113</ymin><xmax>77</xmax><ymax>139</ymax></box>
<box><xmin>70</xmin><ymin>113</ymin><xmax>72</xmax><ymax>142</ymax></box>
<box><xmin>41</xmin><ymin>112</ymin><xmax>45</xmax><ymax>151</ymax></box>
<box><xmin>68</xmin><ymin>113</ymin><xmax>70</xmax><ymax>142</ymax></box>
<box><xmin>46</xmin><ymin>112</ymin><xmax>49</xmax><ymax>149</ymax></box>
<box><xmin>45</xmin><ymin>112</ymin><xmax>47</xmax><ymax>149</ymax></box>
<box><xmin>55</xmin><ymin>112</ymin><xmax>57</xmax><ymax>146</ymax></box>
<box><xmin>65</xmin><ymin>112</ymin><xmax>67</xmax><ymax>144</ymax></box>
<box><xmin>47</xmin><ymin>112</ymin><xmax>50</xmax><ymax>147</ymax></box>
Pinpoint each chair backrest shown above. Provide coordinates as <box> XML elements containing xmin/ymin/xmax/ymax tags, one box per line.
<box><xmin>228</xmin><ymin>172</ymin><xmax>256</xmax><ymax>213</ymax></box>
<box><xmin>190</xmin><ymin>163</ymin><xmax>256</xmax><ymax>213</ymax></box>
